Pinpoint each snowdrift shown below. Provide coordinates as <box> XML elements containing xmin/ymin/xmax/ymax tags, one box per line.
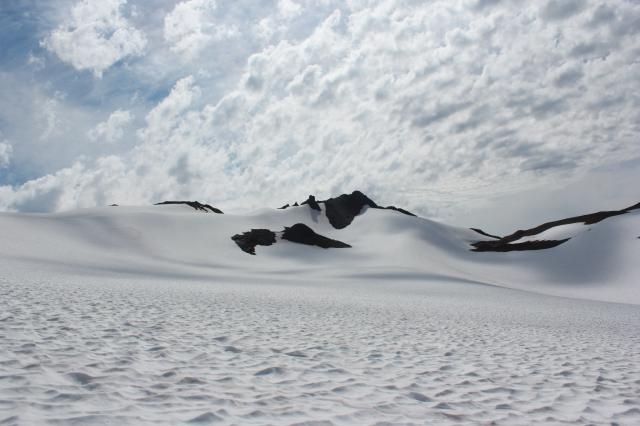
<box><xmin>1</xmin><ymin>192</ymin><xmax>638</xmax><ymax>305</ymax></box>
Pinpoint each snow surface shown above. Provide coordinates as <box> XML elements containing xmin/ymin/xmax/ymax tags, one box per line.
<box><xmin>1</xmin><ymin>204</ymin><xmax>640</xmax><ymax>424</ymax></box>
<box><xmin>1</xmin><ymin>203</ymin><xmax>638</xmax><ymax>304</ymax></box>
<box><xmin>509</xmin><ymin>222</ymin><xmax>590</xmax><ymax>243</ymax></box>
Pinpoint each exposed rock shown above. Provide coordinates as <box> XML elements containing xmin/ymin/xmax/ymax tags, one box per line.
<box><xmin>471</xmin><ymin>201</ymin><xmax>640</xmax><ymax>252</ymax></box>
<box><xmin>384</xmin><ymin>205</ymin><xmax>417</xmax><ymax>217</ymax></box>
<box><xmin>321</xmin><ymin>191</ymin><xmax>417</xmax><ymax>228</ymax></box>
<box><xmin>470</xmin><ymin>228</ymin><xmax>501</xmax><ymax>239</ymax></box>
<box><xmin>277</xmin><ymin>191</ymin><xmax>416</xmax><ymax>227</ymax></box>
<box><xmin>278</xmin><ymin>204</ymin><xmax>290</xmax><ymax>209</ymax></box>
<box><xmin>300</xmin><ymin>195</ymin><xmax>321</xmax><ymax>211</ymax></box>
<box><xmin>156</xmin><ymin>201</ymin><xmax>223</xmax><ymax>214</ymax></box>
<box><xmin>231</xmin><ymin>229</ymin><xmax>276</xmax><ymax>255</ymax></box>
<box><xmin>472</xmin><ymin>239</ymin><xmax>570</xmax><ymax>252</ymax></box>
<box><xmin>282</xmin><ymin>223</ymin><xmax>351</xmax><ymax>248</ymax></box>
<box><xmin>231</xmin><ymin>223</ymin><xmax>351</xmax><ymax>255</ymax></box>
<box><xmin>323</xmin><ymin>191</ymin><xmax>379</xmax><ymax>229</ymax></box>
<box><xmin>624</xmin><ymin>202</ymin><xmax>640</xmax><ymax>211</ymax></box>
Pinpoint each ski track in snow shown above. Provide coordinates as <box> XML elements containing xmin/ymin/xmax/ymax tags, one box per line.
<box><xmin>1</xmin><ymin>275</ymin><xmax>640</xmax><ymax>425</ymax></box>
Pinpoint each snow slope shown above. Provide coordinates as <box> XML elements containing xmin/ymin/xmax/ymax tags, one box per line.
<box><xmin>0</xmin><ymin>201</ymin><xmax>638</xmax><ymax>304</ymax></box>
<box><xmin>2</xmin><ymin>273</ymin><xmax>639</xmax><ymax>425</ymax></box>
<box><xmin>1</xmin><ymin>201</ymin><xmax>640</xmax><ymax>425</ymax></box>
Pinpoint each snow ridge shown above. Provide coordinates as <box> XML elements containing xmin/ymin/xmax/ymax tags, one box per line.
<box><xmin>1</xmin><ymin>193</ymin><xmax>640</xmax><ymax>425</ymax></box>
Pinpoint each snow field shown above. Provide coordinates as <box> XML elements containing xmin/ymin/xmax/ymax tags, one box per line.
<box><xmin>1</xmin><ymin>275</ymin><xmax>639</xmax><ymax>425</ymax></box>
<box><xmin>1</xmin><ymin>203</ymin><xmax>640</xmax><ymax>424</ymax></box>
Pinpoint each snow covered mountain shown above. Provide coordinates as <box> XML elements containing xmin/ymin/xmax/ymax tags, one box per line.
<box><xmin>2</xmin><ymin>192</ymin><xmax>640</xmax><ymax>425</ymax></box>
<box><xmin>1</xmin><ymin>191</ymin><xmax>638</xmax><ymax>305</ymax></box>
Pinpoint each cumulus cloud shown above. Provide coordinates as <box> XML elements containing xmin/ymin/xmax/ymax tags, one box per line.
<box><xmin>540</xmin><ymin>0</ymin><xmax>587</xmax><ymax>21</ymax></box>
<box><xmin>43</xmin><ymin>0</ymin><xmax>147</xmax><ymax>77</ymax></box>
<box><xmin>0</xmin><ymin>141</ymin><xmax>12</xmax><ymax>168</ymax></box>
<box><xmin>2</xmin><ymin>0</ymin><xmax>640</xmax><ymax>220</ymax></box>
<box><xmin>39</xmin><ymin>98</ymin><xmax>61</xmax><ymax>141</ymax></box>
<box><xmin>137</xmin><ymin>76</ymin><xmax>200</xmax><ymax>142</ymax></box>
<box><xmin>88</xmin><ymin>109</ymin><xmax>134</xmax><ymax>143</ymax></box>
<box><xmin>278</xmin><ymin>0</ymin><xmax>302</xmax><ymax>18</ymax></box>
<box><xmin>0</xmin><ymin>160</ymin><xmax>127</xmax><ymax>213</ymax></box>
<box><xmin>553</xmin><ymin>67</ymin><xmax>584</xmax><ymax>88</ymax></box>
<box><xmin>164</xmin><ymin>0</ymin><xmax>239</xmax><ymax>59</ymax></box>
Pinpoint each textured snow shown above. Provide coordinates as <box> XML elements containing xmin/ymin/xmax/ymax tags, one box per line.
<box><xmin>2</xmin><ymin>275</ymin><xmax>640</xmax><ymax>425</ymax></box>
<box><xmin>1</xmin><ymin>204</ymin><xmax>640</xmax><ymax>424</ymax></box>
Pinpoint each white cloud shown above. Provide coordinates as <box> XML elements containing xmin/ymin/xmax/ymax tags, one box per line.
<box><xmin>39</xmin><ymin>98</ymin><xmax>60</xmax><ymax>141</ymax></box>
<box><xmin>0</xmin><ymin>141</ymin><xmax>12</xmax><ymax>168</ymax></box>
<box><xmin>137</xmin><ymin>76</ymin><xmax>201</xmax><ymax>143</ymax></box>
<box><xmin>88</xmin><ymin>109</ymin><xmax>134</xmax><ymax>143</ymax></box>
<box><xmin>0</xmin><ymin>72</ymin><xmax>109</xmax><ymax>179</ymax></box>
<box><xmin>0</xmin><ymin>160</ymin><xmax>130</xmax><ymax>212</ymax></box>
<box><xmin>278</xmin><ymin>0</ymin><xmax>302</xmax><ymax>19</ymax></box>
<box><xmin>163</xmin><ymin>0</ymin><xmax>239</xmax><ymax>59</ymax></box>
<box><xmin>3</xmin><ymin>0</ymin><xmax>640</xmax><ymax>222</ymax></box>
<box><xmin>540</xmin><ymin>0</ymin><xmax>587</xmax><ymax>21</ymax></box>
<box><xmin>43</xmin><ymin>0</ymin><xmax>147</xmax><ymax>77</ymax></box>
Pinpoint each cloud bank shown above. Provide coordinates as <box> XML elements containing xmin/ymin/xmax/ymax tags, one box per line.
<box><xmin>1</xmin><ymin>0</ymin><xmax>639</xmax><ymax>230</ymax></box>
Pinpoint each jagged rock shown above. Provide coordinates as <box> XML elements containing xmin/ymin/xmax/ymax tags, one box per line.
<box><xmin>323</xmin><ymin>191</ymin><xmax>379</xmax><ymax>229</ymax></box>
<box><xmin>155</xmin><ymin>201</ymin><xmax>223</xmax><ymax>214</ymax></box>
<box><xmin>282</xmin><ymin>223</ymin><xmax>351</xmax><ymax>248</ymax></box>
<box><xmin>278</xmin><ymin>204</ymin><xmax>290</xmax><ymax>209</ymax></box>
<box><xmin>278</xmin><ymin>191</ymin><xmax>416</xmax><ymax>228</ymax></box>
<box><xmin>231</xmin><ymin>229</ymin><xmax>276</xmax><ymax>255</ymax></box>
<box><xmin>231</xmin><ymin>223</ymin><xmax>351</xmax><ymax>255</ymax></box>
<box><xmin>472</xmin><ymin>239</ymin><xmax>570</xmax><ymax>252</ymax></box>
<box><xmin>471</xmin><ymin>202</ymin><xmax>640</xmax><ymax>252</ymax></box>
<box><xmin>301</xmin><ymin>195</ymin><xmax>321</xmax><ymax>211</ymax></box>
<box><xmin>470</xmin><ymin>228</ymin><xmax>501</xmax><ymax>239</ymax></box>
<box><xmin>381</xmin><ymin>205</ymin><xmax>416</xmax><ymax>217</ymax></box>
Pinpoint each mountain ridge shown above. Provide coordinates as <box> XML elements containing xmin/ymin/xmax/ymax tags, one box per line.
<box><xmin>152</xmin><ymin>191</ymin><xmax>639</xmax><ymax>254</ymax></box>
<box><xmin>2</xmin><ymin>191</ymin><xmax>639</xmax><ymax>304</ymax></box>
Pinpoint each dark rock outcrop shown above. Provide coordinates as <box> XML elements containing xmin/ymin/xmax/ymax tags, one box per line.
<box><xmin>473</xmin><ymin>239</ymin><xmax>570</xmax><ymax>252</ymax></box>
<box><xmin>384</xmin><ymin>205</ymin><xmax>417</xmax><ymax>217</ymax></box>
<box><xmin>282</xmin><ymin>223</ymin><xmax>351</xmax><ymax>248</ymax></box>
<box><xmin>470</xmin><ymin>228</ymin><xmax>501</xmax><ymax>239</ymax></box>
<box><xmin>322</xmin><ymin>191</ymin><xmax>417</xmax><ymax>229</ymax></box>
<box><xmin>155</xmin><ymin>201</ymin><xmax>223</xmax><ymax>214</ymax></box>
<box><xmin>300</xmin><ymin>195</ymin><xmax>321</xmax><ymax>211</ymax></box>
<box><xmin>231</xmin><ymin>223</ymin><xmax>351</xmax><ymax>255</ymax></box>
<box><xmin>471</xmin><ymin>201</ymin><xmax>640</xmax><ymax>252</ymax></box>
<box><xmin>278</xmin><ymin>191</ymin><xmax>416</xmax><ymax>229</ymax></box>
<box><xmin>323</xmin><ymin>191</ymin><xmax>378</xmax><ymax>229</ymax></box>
<box><xmin>231</xmin><ymin>229</ymin><xmax>276</xmax><ymax>255</ymax></box>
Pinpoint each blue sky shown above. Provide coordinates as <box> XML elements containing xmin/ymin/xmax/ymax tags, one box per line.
<box><xmin>0</xmin><ymin>0</ymin><xmax>638</xmax><ymax>232</ymax></box>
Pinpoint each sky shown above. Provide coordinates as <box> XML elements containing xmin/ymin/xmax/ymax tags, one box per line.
<box><xmin>0</xmin><ymin>0</ymin><xmax>638</xmax><ymax>233</ymax></box>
